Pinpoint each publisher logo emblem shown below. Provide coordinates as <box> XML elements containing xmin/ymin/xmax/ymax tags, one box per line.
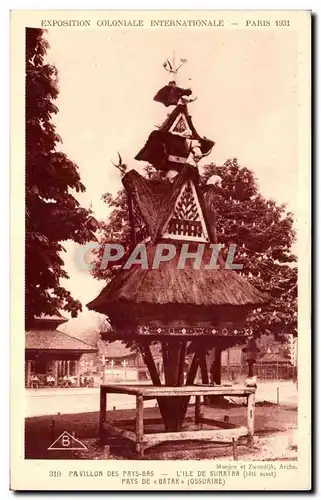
<box><xmin>48</xmin><ymin>431</ymin><xmax>87</xmax><ymax>451</ymax></box>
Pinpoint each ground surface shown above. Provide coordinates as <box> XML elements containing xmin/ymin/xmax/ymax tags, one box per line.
<box><xmin>25</xmin><ymin>380</ymin><xmax>297</xmax><ymax>417</ymax></box>
<box><xmin>25</xmin><ymin>381</ymin><xmax>297</xmax><ymax>461</ymax></box>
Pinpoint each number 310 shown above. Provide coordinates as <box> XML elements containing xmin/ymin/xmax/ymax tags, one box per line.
<box><xmin>49</xmin><ymin>470</ymin><xmax>61</xmax><ymax>477</ymax></box>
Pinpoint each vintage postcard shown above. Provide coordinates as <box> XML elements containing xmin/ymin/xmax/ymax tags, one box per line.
<box><xmin>10</xmin><ymin>10</ymin><xmax>311</xmax><ymax>491</ymax></box>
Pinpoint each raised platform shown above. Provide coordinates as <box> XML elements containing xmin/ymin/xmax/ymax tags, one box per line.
<box><xmin>99</xmin><ymin>384</ymin><xmax>256</xmax><ymax>458</ymax></box>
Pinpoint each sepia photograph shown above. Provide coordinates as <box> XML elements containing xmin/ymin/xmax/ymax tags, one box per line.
<box><xmin>10</xmin><ymin>9</ymin><xmax>311</xmax><ymax>491</ymax></box>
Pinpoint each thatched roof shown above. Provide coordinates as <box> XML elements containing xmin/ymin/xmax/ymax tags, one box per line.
<box><xmin>87</xmin><ymin>244</ymin><xmax>269</xmax><ymax>314</ymax></box>
<box><xmin>88</xmin><ymin>167</ymin><xmax>270</xmax><ymax>318</ymax></box>
<box><xmin>25</xmin><ymin>329</ymin><xmax>97</xmax><ymax>353</ymax></box>
<box><xmin>88</xmin><ymin>166</ymin><xmax>270</xmax><ymax>334</ymax></box>
<box><xmin>124</xmin><ymin>167</ymin><xmax>217</xmax><ymax>243</ymax></box>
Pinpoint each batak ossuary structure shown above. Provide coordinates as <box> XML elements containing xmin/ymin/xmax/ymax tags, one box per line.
<box><xmin>88</xmin><ymin>58</ymin><xmax>270</xmax><ymax>432</ymax></box>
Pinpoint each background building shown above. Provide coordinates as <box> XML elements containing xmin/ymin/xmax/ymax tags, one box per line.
<box><xmin>25</xmin><ymin>315</ymin><xmax>97</xmax><ymax>387</ymax></box>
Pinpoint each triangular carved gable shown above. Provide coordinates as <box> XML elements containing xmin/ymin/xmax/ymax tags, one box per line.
<box><xmin>162</xmin><ymin>180</ymin><xmax>209</xmax><ymax>241</ymax></box>
<box><xmin>131</xmin><ymin>196</ymin><xmax>150</xmax><ymax>243</ymax></box>
<box><xmin>169</xmin><ymin>113</ymin><xmax>192</xmax><ymax>136</ymax></box>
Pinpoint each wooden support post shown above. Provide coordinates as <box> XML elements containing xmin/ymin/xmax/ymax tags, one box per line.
<box><xmin>247</xmin><ymin>392</ymin><xmax>255</xmax><ymax>447</ymax></box>
<box><xmin>139</xmin><ymin>344</ymin><xmax>169</xmax><ymax>425</ymax></box>
<box><xmin>185</xmin><ymin>351</ymin><xmax>199</xmax><ymax>385</ymax></box>
<box><xmin>74</xmin><ymin>359</ymin><xmax>80</xmax><ymax>387</ymax></box>
<box><xmin>177</xmin><ymin>342</ymin><xmax>187</xmax><ymax>386</ymax></box>
<box><xmin>212</xmin><ymin>347</ymin><xmax>222</xmax><ymax>384</ymax></box>
<box><xmin>199</xmin><ymin>354</ymin><xmax>209</xmax><ymax>384</ymax></box>
<box><xmin>53</xmin><ymin>360</ymin><xmax>58</xmax><ymax>387</ymax></box>
<box><xmin>99</xmin><ymin>387</ymin><xmax>107</xmax><ymax>438</ymax></box>
<box><xmin>248</xmin><ymin>361</ymin><xmax>254</xmax><ymax>377</ymax></box>
<box><xmin>172</xmin><ymin>351</ymin><xmax>200</xmax><ymax>428</ymax></box>
<box><xmin>135</xmin><ymin>395</ymin><xmax>144</xmax><ymax>458</ymax></box>
<box><xmin>162</xmin><ymin>342</ymin><xmax>185</xmax><ymax>431</ymax></box>
<box><xmin>139</xmin><ymin>344</ymin><xmax>162</xmax><ymax>386</ymax></box>
<box><xmin>161</xmin><ymin>342</ymin><xmax>169</xmax><ymax>385</ymax></box>
<box><xmin>232</xmin><ymin>438</ymin><xmax>238</xmax><ymax>461</ymax></box>
<box><xmin>164</xmin><ymin>342</ymin><xmax>181</xmax><ymax>386</ymax></box>
<box><xmin>195</xmin><ymin>395</ymin><xmax>201</xmax><ymax>428</ymax></box>
<box><xmin>209</xmin><ymin>347</ymin><xmax>223</xmax><ymax>405</ymax></box>
<box><xmin>26</xmin><ymin>360</ymin><xmax>31</xmax><ymax>387</ymax></box>
<box><xmin>199</xmin><ymin>353</ymin><xmax>210</xmax><ymax>406</ymax></box>
<box><xmin>227</xmin><ymin>348</ymin><xmax>230</xmax><ymax>381</ymax></box>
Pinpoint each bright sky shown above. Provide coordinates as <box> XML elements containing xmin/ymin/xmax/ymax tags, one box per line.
<box><xmin>46</xmin><ymin>28</ymin><xmax>298</xmax><ymax>308</ymax></box>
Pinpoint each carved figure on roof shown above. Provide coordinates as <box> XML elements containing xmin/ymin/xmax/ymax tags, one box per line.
<box><xmin>135</xmin><ymin>56</ymin><xmax>214</xmax><ymax>173</ymax></box>
<box><xmin>154</xmin><ymin>81</ymin><xmax>194</xmax><ymax>107</ymax></box>
<box><xmin>162</xmin><ymin>56</ymin><xmax>187</xmax><ymax>76</ymax></box>
<box><xmin>135</xmin><ymin>104</ymin><xmax>214</xmax><ymax>172</ymax></box>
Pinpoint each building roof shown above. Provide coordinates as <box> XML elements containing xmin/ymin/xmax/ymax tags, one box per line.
<box><xmin>25</xmin><ymin>329</ymin><xmax>98</xmax><ymax>352</ymax></box>
<box><xmin>87</xmin><ymin>243</ymin><xmax>270</xmax><ymax>314</ymax></box>
<box><xmin>60</xmin><ymin>328</ymin><xmax>101</xmax><ymax>349</ymax></box>
<box><xmin>88</xmin><ymin>166</ymin><xmax>270</xmax><ymax>335</ymax></box>
<box><xmin>259</xmin><ymin>352</ymin><xmax>290</xmax><ymax>364</ymax></box>
<box><xmin>37</xmin><ymin>314</ymin><xmax>67</xmax><ymax>321</ymax></box>
<box><xmin>31</xmin><ymin>314</ymin><xmax>68</xmax><ymax>331</ymax></box>
<box><xmin>123</xmin><ymin>167</ymin><xmax>217</xmax><ymax>244</ymax></box>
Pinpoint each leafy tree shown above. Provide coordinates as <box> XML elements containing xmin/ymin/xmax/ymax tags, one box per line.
<box><xmin>202</xmin><ymin>159</ymin><xmax>297</xmax><ymax>339</ymax></box>
<box><xmin>91</xmin><ymin>157</ymin><xmax>297</xmax><ymax>339</ymax></box>
<box><xmin>255</xmin><ymin>333</ymin><xmax>290</xmax><ymax>358</ymax></box>
<box><xmin>25</xmin><ymin>28</ymin><xmax>97</xmax><ymax>327</ymax></box>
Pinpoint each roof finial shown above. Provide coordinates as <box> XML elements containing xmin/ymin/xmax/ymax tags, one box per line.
<box><xmin>163</xmin><ymin>54</ymin><xmax>187</xmax><ymax>81</ymax></box>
